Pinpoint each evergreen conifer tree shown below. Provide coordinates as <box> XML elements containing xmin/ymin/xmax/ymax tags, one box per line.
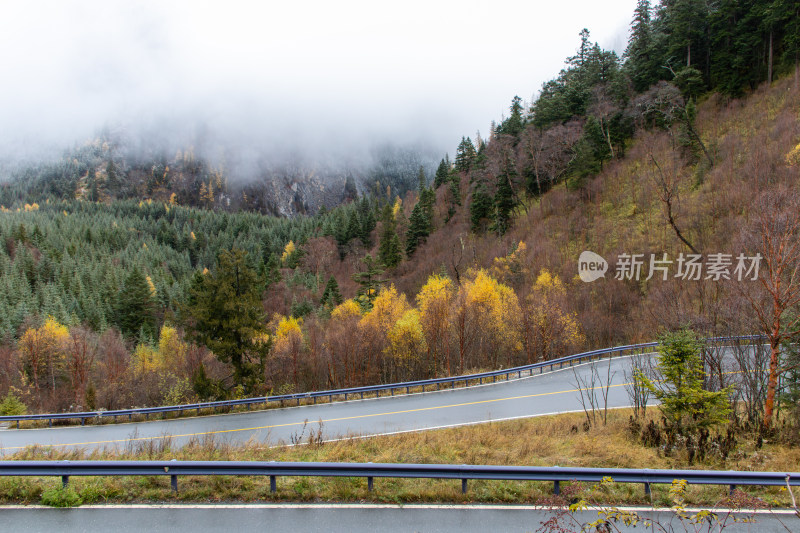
<box><xmin>434</xmin><ymin>157</ymin><xmax>450</xmax><ymax>188</ymax></box>
<box><xmin>454</xmin><ymin>137</ymin><xmax>477</xmax><ymax>173</ymax></box>
<box><xmin>352</xmin><ymin>254</ymin><xmax>386</xmax><ymax>306</ymax></box>
<box><xmin>498</xmin><ymin>96</ymin><xmax>525</xmax><ymax>137</ymax></box>
<box><xmin>494</xmin><ymin>155</ymin><xmax>517</xmax><ymax>235</ymax></box>
<box><xmin>406</xmin><ymin>168</ymin><xmax>435</xmax><ymax>256</ymax></box>
<box><xmin>470</xmin><ymin>183</ymin><xmax>493</xmax><ymax>233</ymax></box>
<box><xmin>114</xmin><ymin>267</ymin><xmax>155</xmax><ymax>340</ymax></box>
<box><xmin>357</xmin><ymin>196</ymin><xmax>376</xmax><ymax>247</ymax></box>
<box><xmin>320</xmin><ymin>275</ymin><xmax>343</xmax><ymax>307</ymax></box>
<box><xmin>262</xmin><ymin>253</ymin><xmax>282</xmax><ymax>288</ymax></box>
<box><xmin>378</xmin><ymin>204</ymin><xmax>402</xmax><ymax>268</ymax></box>
<box><xmin>186</xmin><ymin>249</ymin><xmax>268</xmax><ymax>390</ymax></box>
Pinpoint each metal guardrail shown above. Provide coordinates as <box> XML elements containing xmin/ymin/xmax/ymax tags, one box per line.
<box><xmin>0</xmin><ymin>460</ymin><xmax>794</xmax><ymax>496</ymax></box>
<box><xmin>0</xmin><ymin>335</ymin><xmax>766</xmax><ymax>428</ymax></box>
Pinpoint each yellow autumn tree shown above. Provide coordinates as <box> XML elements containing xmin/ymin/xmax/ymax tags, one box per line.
<box><xmin>272</xmin><ymin>315</ymin><xmax>304</xmax><ymax>389</ymax></box>
<box><xmin>521</xmin><ymin>269</ymin><xmax>585</xmax><ymax>363</ymax></box>
<box><xmin>416</xmin><ymin>274</ymin><xmax>455</xmax><ymax>375</ymax></box>
<box><xmin>281</xmin><ymin>241</ymin><xmax>296</xmax><ymax>263</ymax></box>
<box><xmin>360</xmin><ymin>285</ymin><xmax>410</xmax><ymax>382</ymax></box>
<box><xmin>491</xmin><ymin>241</ymin><xmax>529</xmax><ymax>289</ymax></box>
<box><xmin>156</xmin><ymin>325</ymin><xmax>188</xmax><ymax>371</ymax></box>
<box><xmin>325</xmin><ymin>299</ymin><xmax>363</xmax><ymax>387</ymax></box>
<box><xmin>332</xmin><ymin>298</ymin><xmax>361</xmax><ymax>321</ymax></box>
<box><xmin>17</xmin><ymin>317</ymin><xmax>69</xmax><ymax>401</ymax></box>
<box><xmin>386</xmin><ymin>309</ymin><xmax>427</xmax><ymax>381</ymax></box>
<box><xmin>132</xmin><ymin>343</ymin><xmax>158</xmax><ymax>374</ymax></box>
<box><xmin>452</xmin><ymin>270</ymin><xmax>522</xmax><ymax>372</ymax></box>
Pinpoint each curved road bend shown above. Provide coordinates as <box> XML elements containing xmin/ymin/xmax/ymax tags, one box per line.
<box><xmin>0</xmin><ymin>356</ymin><xmax>644</xmax><ymax>453</ymax></box>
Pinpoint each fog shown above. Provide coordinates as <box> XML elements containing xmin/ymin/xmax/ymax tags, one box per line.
<box><xmin>0</xmin><ymin>0</ymin><xmax>637</xmax><ymax>178</ymax></box>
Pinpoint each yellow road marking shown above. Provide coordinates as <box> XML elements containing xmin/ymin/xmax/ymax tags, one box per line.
<box><xmin>1</xmin><ymin>382</ymin><xmax>631</xmax><ymax>451</ymax></box>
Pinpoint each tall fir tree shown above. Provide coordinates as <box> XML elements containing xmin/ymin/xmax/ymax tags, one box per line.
<box><xmin>352</xmin><ymin>254</ymin><xmax>386</xmax><ymax>307</ymax></box>
<box><xmin>261</xmin><ymin>253</ymin><xmax>282</xmax><ymax>289</ymax></box>
<box><xmin>494</xmin><ymin>154</ymin><xmax>517</xmax><ymax>235</ymax></box>
<box><xmin>497</xmin><ymin>96</ymin><xmax>525</xmax><ymax>137</ymax></box>
<box><xmin>433</xmin><ymin>157</ymin><xmax>450</xmax><ymax>188</ymax></box>
<box><xmin>625</xmin><ymin>0</ymin><xmax>658</xmax><ymax>92</ymax></box>
<box><xmin>186</xmin><ymin>249</ymin><xmax>269</xmax><ymax>391</ymax></box>
<box><xmin>320</xmin><ymin>275</ymin><xmax>343</xmax><ymax>307</ymax></box>
<box><xmin>470</xmin><ymin>183</ymin><xmax>493</xmax><ymax>233</ymax></box>
<box><xmin>405</xmin><ymin>165</ymin><xmax>436</xmax><ymax>256</ymax></box>
<box><xmin>454</xmin><ymin>137</ymin><xmax>477</xmax><ymax>173</ymax></box>
<box><xmin>357</xmin><ymin>196</ymin><xmax>376</xmax><ymax>247</ymax></box>
<box><xmin>378</xmin><ymin>203</ymin><xmax>402</xmax><ymax>268</ymax></box>
<box><xmin>114</xmin><ymin>267</ymin><xmax>155</xmax><ymax>340</ymax></box>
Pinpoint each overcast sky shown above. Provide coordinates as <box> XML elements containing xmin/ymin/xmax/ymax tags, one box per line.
<box><xmin>0</xmin><ymin>0</ymin><xmax>638</xmax><ymax>166</ymax></box>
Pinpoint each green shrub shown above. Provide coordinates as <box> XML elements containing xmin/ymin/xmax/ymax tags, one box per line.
<box><xmin>41</xmin><ymin>486</ymin><xmax>83</xmax><ymax>507</ymax></box>
<box><xmin>0</xmin><ymin>392</ymin><xmax>27</xmax><ymax>416</ymax></box>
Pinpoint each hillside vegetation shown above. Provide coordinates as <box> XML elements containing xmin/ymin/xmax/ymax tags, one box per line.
<box><xmin>0</xmin><ymin>0</ymin><xmax>798</xmax><ymax>424</ymax></box>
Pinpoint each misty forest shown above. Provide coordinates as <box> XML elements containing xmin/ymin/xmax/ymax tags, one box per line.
<box><xmin>0</xmin><ymin>0</ymin><xmax>799</xmax><ymax>451</ymax></box>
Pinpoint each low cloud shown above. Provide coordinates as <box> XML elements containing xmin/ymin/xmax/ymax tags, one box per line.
<box><xmin>0</xmin><ymin>0</ymin><xmax>636</xmax><ymax>178</ymax></box>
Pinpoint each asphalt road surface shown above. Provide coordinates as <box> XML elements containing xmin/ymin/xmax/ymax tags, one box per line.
<box><xmin>2</xmin><ymin>504</ymin><xmax>796</xmax><ymax>532</ymax></box>
<box><xmin>0</xmin><ymin>355</ymin><xmax>643</xmax><ymax>453</ymax></box>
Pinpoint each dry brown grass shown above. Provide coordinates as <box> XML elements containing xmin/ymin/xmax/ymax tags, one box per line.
<box><xmin>2</xmin><ymin>408</ymin><xmax>798</xmax><ymax>509</ymax></box>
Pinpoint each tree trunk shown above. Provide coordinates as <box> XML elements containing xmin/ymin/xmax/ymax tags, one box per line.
<box><xmin>603</xmin><ymin>120</ymin><xmax>615</xmax><ymax>159</ymax></box>
<box><xmin>763</xmin><ymin>332</ymin><xmax>781</xmax><ymax>429</ymax></box>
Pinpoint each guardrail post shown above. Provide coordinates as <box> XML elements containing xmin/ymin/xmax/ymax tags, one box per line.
<box><xmin>644</xmin><ymin>482</ymin><xmax>650</xmax><ymax>496</ymax></box>
<box><xmin>81</xmin><ymin>418</ymin><xmax>85</xmax><ymax>426</ymax></box>
<box><xmin>360</xmin><ymin>392</ymin><xmax>364</xmax><ymax>399</ymax></box>
<box><xmin>16</xmin><ymin>420</ymin><xmax>19</xmax><ymax>429</ymax></box>
<box><xmin>62</xmin><ymin>475</ymin><xmax>69</xmax><ymax>488</ymax></box>
<box><xmin>729</xmin><ymin>484</ymin><xmax>736</xmax><ymax>495</ymax></box>
<box><xmin>171</xmin><ymin>475</ymin><xmax>178</xmax><ymax>494</ymax></box>
<box><xmin>462</xmin><ymin>479</ymin><xmax>467</xmax><ymax>494</ymax></box>
<box><xmin>270</xmin><ymin>475</ymin><xmax>277</xmax><ymax>493</ymax></box>
<box><xmin>367</xmin><ymin>476</ymin><xmax>374</xmax><ymax>491</ymax></box>
<box><xmin>553</xmin><ymin>480</ymin><xmax>560</xmax><ymax>495</ymax></box>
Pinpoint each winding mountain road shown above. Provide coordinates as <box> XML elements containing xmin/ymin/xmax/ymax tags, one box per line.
<box><xmin>0</xmin><ymin>355</ymin><xmax>644</xmax><ymax>454</ymax></box>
